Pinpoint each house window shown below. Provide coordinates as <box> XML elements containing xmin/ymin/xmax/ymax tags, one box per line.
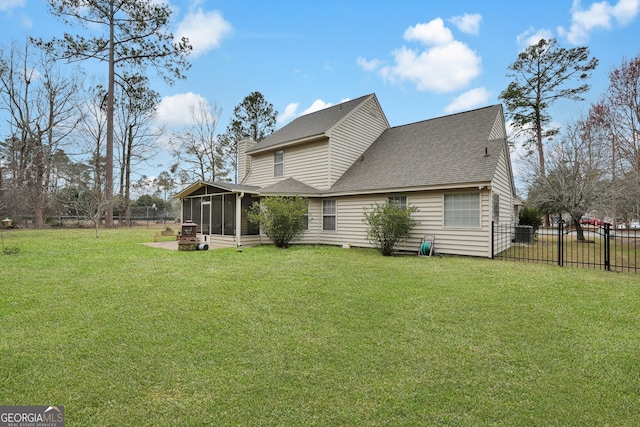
<box><xmin>322</xmin><ymin>200</ymin><xmax>336</xmax><ymax>231</ymax></box>
<box><xmin>444</xmin><ymin>192</ymin><xmax>480</xmax><ymax>227</ymax></box>
<box><xmin>388</xmin><ymin>196</ymin><xmax>407</xmax><ymax>209</ymax></box>
<box><xmin>492</xmin><ymin>193</ymin><xmax>500</xmax><ymax>224</ymax></box>
<box><xmin>274</xmin><ymin>151</ymin><xmax>284</xmax><ymax>177</ymax></box>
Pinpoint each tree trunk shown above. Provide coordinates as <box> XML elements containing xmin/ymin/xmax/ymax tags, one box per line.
<box><xmin>124</xmin><ymin>124</ymin><xmax>133</xmax><ymax>225</ymax></box>
<box><xmin>573</xmin><ymin>218</ymin><xmax>586</xmax><ymax>241</ymax></box>
<box><xmin>33</xmin><ymin>134</ymin><xmax>45</xmax><ymax>228</ymax></box>
<box><xmin>104</xmin><ymin>6</ymin><xmax>115</xmax><ymax>228</ymax></box>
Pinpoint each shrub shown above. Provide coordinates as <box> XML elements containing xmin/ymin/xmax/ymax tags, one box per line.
<box><xmin>363</xmin><ymin>201</ymin><xmax>419</xmax><ymax>256</ymax></box>
<box><xmin>519</xmin><ymin>206</ymin><xmax>544</xmax><ymax>230</ymax></box>
<box><xmin>247</xmin><ymin>196</ymin><xmax>308</xmax><ymax>248</ymax></box>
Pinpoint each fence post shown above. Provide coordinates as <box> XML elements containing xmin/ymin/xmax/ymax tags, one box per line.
<box><xmin>603</xmin><ymin>223</ymin><xmax>611</xmax><ymax>271</ymax></box>
<box><xmin>491</xmin><ymin>221</ymin><xmax>494</xmax><ymax>259</ymax></box>
<box><xmin>558</xmin><ymin>221</ymin><xmax>564</xmax><ymax>267</ymax></box>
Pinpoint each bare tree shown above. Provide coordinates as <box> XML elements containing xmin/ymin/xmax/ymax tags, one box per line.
<box><xmin>114</xmin><ymin>75</ymin><xmax>161</xmax><ymax>225</ymax></box>
<box><xmin>74</xmin><ymin>84</ymin><xmax>108</xmax><ymax>192</ymax></box>
<box><xmin>528</xmin><ymin>120</ymin><xmax>610</xmax><ymax>241</ymax></box>
<box><xmin>0</xmin><ymin>41</ymin><xmax>81</xmax><ymax>227</ymax></box>
<box><xmin>38</xmin><ymin>0</ymin><xmax>192</xmax><ymax>227</ymax></box>
<box><xmin>170</xmin><ymin>99</ymin><xmax>230</xmax><ymax>182</ymax></box>
<box><xmin>58</xmin><ymin>184</ymin><xmax>108</xmax><ymax>238</ymax></box>
<box><xmin>588</xmin><ymin>54</ymin><xmax>640</xmax><ymax>223</ymax></box>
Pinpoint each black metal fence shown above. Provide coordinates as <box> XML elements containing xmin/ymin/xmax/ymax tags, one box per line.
<box><xmin>5</xmin><ymin>214</ymin><xmax>177</xmax><ymax>229</ymax></box>
<box><xmin>492</xmin><ymin>222</ymin><xmax>640</xmax><ymax>273</ymax></box>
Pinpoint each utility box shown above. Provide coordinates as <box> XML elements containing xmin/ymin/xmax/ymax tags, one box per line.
<box><xmin>514</xmin><ymin>225</ymin><xmax>534</xmax><ymax>244</ymax></box>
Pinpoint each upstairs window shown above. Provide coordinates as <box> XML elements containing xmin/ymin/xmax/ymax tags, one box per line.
<box><xmin>274</xmin><ymin>151</ymin><xmax>284</xmax><ymax>177</ymax></box>
<box><xmin>444</xmin><ymin>192</ymin><xmax>480</xmax><ymax>228</ymax></box>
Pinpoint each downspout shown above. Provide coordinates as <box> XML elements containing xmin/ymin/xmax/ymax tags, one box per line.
<box><xmin>236</xmin><ymin>192</ymin><xmax>244</xmax><ymax>250</ymax></box>
<box><xmin>488</xmin><ymin>187</ymin><xmax>493</xmax><ymax>259</ymax></box>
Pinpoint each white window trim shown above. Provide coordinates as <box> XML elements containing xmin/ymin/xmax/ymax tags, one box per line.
<box><xmin>443</xmin><ymin>192</ymin><xmax>481</xmax><ymax>229</ymax></box>
<box><xmin>274</xmin><ymin>150</ymin><xmax>284</xmax><ymax>177</ymax></box>
<box><xmin>388</xmin><ymin>195</ymin><xmax>407</xmax><ymax>209</ymax></box>
<box><xmin>322</xmin><ymin>199</ymin><xmax>337</xmax><ymax>232</ymax></box>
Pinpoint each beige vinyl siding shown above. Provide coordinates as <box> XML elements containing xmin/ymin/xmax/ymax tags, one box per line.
<box><xmin>489</xmin><ymin>110</ymin><xmax>507</xmax><ymax>140</ymax></box>
<box><xmin>242</xmin><ymin>151</ymin><xmax>273</xmax><ymax>187</ymax></box>
<box><xmin>297</xmin><ymin>199</ymin><xmax>322</xmax><ymax>244</ymax></box>
<box><xmin>244</xmin><ymin>139</ymin><xmax>330</xmax><ymax>189</ymax></box>
<box><xmin>490</xmin><ymin>145</ymin><xmax>516</xmax><ymax>256</ymax></box>
<box><xmin>293</xmin><ymin>191</ymin><xmax>493</xmax><ymax>257</ymax></box>
<box><xmin>328</xmin><ymin>97</ymin><xmax>389</xmax><ymax>186</ymax></box>
<box><xmin>286</xmin><ymin>140</ymin><xmax>331</xmax><ymax>189</ymax></box>
<box><xmin>492</xmin><ymin>147</ymin><xmax>515</xmax><ymax>223</ymax></box>
<box><xmin>319</xmin><ymin>196</ymin><xmax>373</xmax><ymax>247</ymax></box>
<box><xmin>211</xmin><ymin>234</ymin><xmax>262</xmax><ymax>248</ymax></box>
<box><xmin>409</xmin><ymin>189</ymin><xmax>491</xmax><ymax>257</ymax></box>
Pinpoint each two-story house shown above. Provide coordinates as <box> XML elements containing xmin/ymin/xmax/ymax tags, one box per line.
<box><xmin>175</xmin><ymin>93</ymin><xmax>516</xmax><ymax>257</ymax></box>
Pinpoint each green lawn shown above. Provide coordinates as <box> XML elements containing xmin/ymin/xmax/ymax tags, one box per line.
<box><xmin>1</xmin><ymin>227</ymin><xmax>639</xmax><ymax>426</ymax></box>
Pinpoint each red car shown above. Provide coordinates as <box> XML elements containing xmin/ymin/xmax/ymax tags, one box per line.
<box><xmin>580</xmin><ymin>218</ymin><xmax>607</xmax><ymax>226</ymax></box>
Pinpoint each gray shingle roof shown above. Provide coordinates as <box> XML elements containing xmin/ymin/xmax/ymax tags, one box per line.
<box><xmin>329</xmin><ymin>105</ymin><xmax>505</xmax><ymax>193</ymax></box>
<box><xmin>247</xmin><ymin>94</ymin><xmax>374</xmax><ymax>153</ymax></box>
<box><xmin>259</xmin><ymin>178</ymin><xmax>322</xmax><ymax>196</ymax></box>
<box><xmin>176</xmin><ymin>102</ymin><xmax>509</xmax><ymax>200</ymax></box>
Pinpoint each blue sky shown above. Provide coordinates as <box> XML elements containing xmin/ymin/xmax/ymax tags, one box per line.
<box><xmin>1</xmin><ymin>0</ymin><xmax>639</xmax><ymax>183</ymax></box>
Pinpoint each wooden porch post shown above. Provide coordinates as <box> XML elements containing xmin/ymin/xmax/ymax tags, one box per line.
<box><xmin>235</xmin><ymin>192</ymin><xmax>244</xmax><ymax>248</ymax></box>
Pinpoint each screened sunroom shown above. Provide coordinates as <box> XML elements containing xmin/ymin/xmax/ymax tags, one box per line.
<box><xmin>175</xmin><ymin>181</ymin><xmax>262</xmax><ymax>248</ymax></box>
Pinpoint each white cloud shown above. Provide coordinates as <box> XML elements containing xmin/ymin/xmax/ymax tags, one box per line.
<box><xmin>356</xmin><ymin>57</ymin><xmax>383</xmax><ymax>72</ymax></box>
<box><xmin>300</xmin><ymin>99</ymin><xmax>333</xmax><ymax>116</ymax></box>
<box><xmin>558</xmin><ymin>0</ymin><xmax>640</xmax><ymax>44</ymax></box>
<box><xmin>0</xmin><ymin>0</ymin><xmax>24</xmax><ymax>12</ymax></box>
<box><xmin>362</xmin><ymin>18</ymin><xmax>482</xmax><ymax>93</ymax></box>
<box><xmin>444</xmin><ymin>87</ymin><xmax>491</xmax><ymax>113</ymax></box>
<box><xmin>155</xmin><ymin>92</ymin><xmax>211</xmax><ymax>128</ymax></box>
<box><xmin>404</xmin><ymin>18</ymin><xmax>454</xmax><ymax>45</ymax></box>
<box><xmin>153</xmin><ymin>92</ymin><xmax>215</xmax><ymax>150</ymax></box>
<box><xmin>175</xmin><ymin>9</ymin><xmax>232</xmax><ymax>58</ymax></box>
<box><xmin>277</xmin><ymin>98</ymin><xmax>351</xmax><ymax>126</ymax></box>
<box><xmin>449</xmin><ymin>13</ymin><xmax>482</xmax><ymax>36</ymax></box>
<box><xmin>380</xmin><ymin>41</ymin><xmax>482</xmax><ymax>93</ymax></box>
<box><xmin>613</xmin><ymin>0</ymin><xmax>640</xmax><ymax>23</ymax></box>
<box><xmin>277</xmin><ymin>102</ymin><xmax>299</xmax><ymax>125</ymax></box>
<box><xmin>516</xmin><ymin>27</ymin><xmax>555</xmax><ymax>49</ymax></box>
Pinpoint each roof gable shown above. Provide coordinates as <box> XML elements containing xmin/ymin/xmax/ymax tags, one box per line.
<box><xmin>259</xmin><ymin>177</ymin><xmax>321</xmax><ymax>196</ymax></box>
<box><xmin>247</xmin><ymin>94</ymin><xmax>374</xmax><ymax>153</ymax></box>
<box><xmin>329</xmin><ymin>105</ymin><xmax>507</xmax><ymax>193</ymax></box>
<box><xmin>174</xmin><ymin>181</ymin><xmax>261</xmax><ymax>199</ymax></box>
